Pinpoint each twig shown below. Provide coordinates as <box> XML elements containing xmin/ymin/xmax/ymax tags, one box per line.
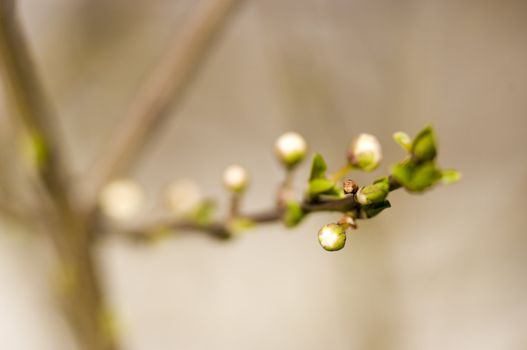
<box><xmin>125</xmin><ymin>208</ymin><xmax>281</xmax><ymax>241</ymax></box>
<box><xmin>121</xmin><ymin>176</ymin><xmax>403</xmax><ymax>240</ymax></box>
<box><xmin>81</xmin><ymin>0</ymin><xmax>244</xmax><ymax>213</ymax></box>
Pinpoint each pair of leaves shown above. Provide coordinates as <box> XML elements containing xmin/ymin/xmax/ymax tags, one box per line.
<box><xmin>393</xmin><ymin>126</ymin><xmax>437</xmax><ymax>162</ymax></box>
<box><xmin>391</xmin><ymin>160</ymin><xmax>442</xmax><ymax>192</ymax></box>
<box><xmin>307</xmin><ymin>154</ymin><xmax>344</xmax><ymax>199</ymax></box>
<box><xmin>392</xmin><ymin>126</ymin><xmax>460</xmax><ymax>192</ymax></box>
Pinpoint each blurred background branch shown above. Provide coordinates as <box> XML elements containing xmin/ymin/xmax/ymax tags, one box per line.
<box><xmin>0</xmin><ymin>0</ymin><xmax>72</xmax><ymax>210</ymax></box>
<box><xmin>0</xmin><ymin>0</ymin><xmax>246</xmax><ymax>349</ymax></box>
<box><xmin>80</xmin><ymin>0</ymin><xmax>243</xmax><ymax>215</ymax></box>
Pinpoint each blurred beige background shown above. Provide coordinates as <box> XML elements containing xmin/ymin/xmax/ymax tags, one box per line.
<box><xmin>1</xmin><ymin>0</ymin><xmax>526</xmax><ymax>349</ymax></box>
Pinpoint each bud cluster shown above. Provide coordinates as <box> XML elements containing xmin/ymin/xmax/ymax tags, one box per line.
<box><xmin>96</xmin><ymin>125</ymin><xmax>457</xmax><ymax>254</ymax></box>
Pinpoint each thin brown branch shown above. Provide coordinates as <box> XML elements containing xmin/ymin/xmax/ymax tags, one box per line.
<box><xmin>81</xmin><ymin>0</ymin><xmax>244</xmax><ymax>213</ymax></box>
<box><xmin>121</xmin><ymin>176</ymin><xmax>403</xmax><ymax>241</ymax></box>
<box><xmin>125</xmin><ymin>208</ymin><xmax>282</xmax><ymax>241</ymax></box>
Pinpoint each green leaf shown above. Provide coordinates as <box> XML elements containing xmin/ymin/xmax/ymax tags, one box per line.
<box><xmin>191</xmin><ymin>200</ymin><xmax>216</xmax><ymax>226</ymax></box>
<box><xmin>411</xmin><ymin>126</ymin><xmax>437</xmax><ymax>162</ymax></box>
<box><xmin>361</xmin><ymin>200</ymin><xmax>391</xmax><ymax>219</ymax></box>
<box><xmin>308</xmin><ymin>178</ymin><xmax>336</xmax><ymax>197</ymax></box>
<box><xmin>441</xmin><ymin>169</ymin><xmax>462</xmax><ymax>184</ymax></box>
<box><xmin>309</xmin><ymin>153</ymin><xmax>327</xmax><ymax>180</ymax></box>
<box><xmin>391</xmin><ymin>160</ymin><xmax>442</xmax><ymax>192</ymax></box>
<box><xmin>393</xmin><ymin>131</ymin><xmax>412</xmax><ymax>151</ymax></box>
<box><xmin>227</xmin><ymin>218</ymin><xmax>255</xmax><ymax>234</ymax></box>
<box><xmin>283</xmin><ymin>201</ymin><xmax>305</xmax><ymax>227</ymax></box>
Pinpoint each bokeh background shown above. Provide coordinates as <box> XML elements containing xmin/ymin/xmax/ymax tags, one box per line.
<box><xmin>1</xmin><ymin>0</ymin><xmax>526</xmax><ymax>349</ymax></box>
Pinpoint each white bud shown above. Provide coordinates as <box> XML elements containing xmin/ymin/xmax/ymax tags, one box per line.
<box><xmin>317</xmin><ymin>223</ymin><xmax>347</xmax><ymax>251</ymax></box>
<box><xmin>165</xmin><ymin>179</ymin><xmax>202</xmax><ymax>217</ymax></box>
<box><xmin>274</xmin><ymin>132</ymin><xmax>307</xmax><ymax>168</ymax></box>
<box><xmin>99</xmin><ymin>179</ymin><xmax>144</xmax><ymax>220</ymax></box>
<box><xmin>347</xmin><ymin>133</ymin><xmax>382</xmax><ymax>172</ymax></box>
<box><xmin>223</xmin><ymin>164</ymin><xmax>249</xmax><ymax>193</ymax></box>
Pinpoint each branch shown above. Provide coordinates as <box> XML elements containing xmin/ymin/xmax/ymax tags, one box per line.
<box><xmin>0</xmin><ymin>0</ymin><xmax>72</xmax><ymax>210</ymax></box>
<box><xmin>119</xmin><ymin>176</ymin><xmax>403</xmax><ymax>241</ymax></box>
<box><xmin>81</xmin><ymin>0</ymin><xmax>244</xmax><ymax>213</ymax></box>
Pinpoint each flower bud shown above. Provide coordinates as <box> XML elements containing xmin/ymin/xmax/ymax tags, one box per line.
<box><xmin>223</xmin><ymin>164</ymin><xmax>249</xmax><ymax>193</ymax></box>
<box><xmin>347</xmin><ymin>133</ymin><xmax>382</xmax><ymax>171</ymax></box>
<box><xmin>165</xmin><ymin>179</ymin><xmax>202</xmax><ymax>217</ymax></box>
<box><xmin>317</xmin><ymin>223</ymin><xmax>347</xmax><ymax>251</ymax></box>
<box><xmin>99</xmin><ymin>179</ymin><xmax>144</xmax><ymax>220</ymax></box>
<box><xmin>355</xmin><ymin>184</ymin><xmax>388</xmax><ymax>205</ymax></box>
<box><xmin>274</xmin><ymin>132</ymin><xmax>307</xmax><ymax>168</ymax></box>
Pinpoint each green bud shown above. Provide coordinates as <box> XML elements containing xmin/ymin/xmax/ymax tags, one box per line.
<box><xmin>347</xmin><ymin>133</ymin><xmax>382</xmax><ymax>172</ymax></box>
<box><xmin>274</xmin><ymin>132</ymin><xmax>307</xmax><ymax>168</ymax></box>
<box><xmin>318</xmin><ymin>223</ymin><xmax>347</xmax><ymax>251</ymax></box>
<box><xmin>441</xmin><ymin>169</ymin><xmax>462</xmax><ymax>185</ymax></box>
<box><xmin>393</xmin><ymin>131</ymin><xmax>412</xmax><ymax>151</ymax></box>
<box><xmin>355</xmin><ymin>183</ymin><xmax>389</xmax><ymax>205</ymax></box>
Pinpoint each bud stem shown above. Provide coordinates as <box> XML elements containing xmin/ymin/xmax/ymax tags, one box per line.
<box><xmin>331</xmin><ymin>164</ymin><xmax>353</xmax><ymax>182</ymax></box>
<box><xmin>229</xmin><ymin>193</ymin><xmax>241</xmax><ymax>219</ymax></box>
<box><xmin>277</xmin><ymin>169</ymin><xmax>295</xmax><ymax>208</ymax></box>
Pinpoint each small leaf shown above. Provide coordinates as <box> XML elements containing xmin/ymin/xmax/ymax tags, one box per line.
<box><xmin>391</xmin><ymin>160</ymin><xmax>414</xmax><ymax>187</ymax></box>
<box><xmin>411</xmin><ymin>126</ymin><xmax>437</xmax><ymax>162</ymax></box>
<box><xmin>393</xmin><ymin>131</ymin><xmax>412</xmax><ymax>151</ymax></box>
<box><xmin>391</xmin><ymin>160</ymin><xmax>442</xmax><ymax>192</ymax></box>
<box><xmin>227</xmin><ymin>218</ymin><xmax>255</xmax><ymax>234</ymax></box>
<box><xmin>441</xmin><ymin>169</ymin><xmax>462</xmax><ymax>184</ymax></box>
<box><xmin>309</xmin><ymin>153</ymin><xmax>327</xmax><ymax>180</ymax></box>
<box><xmin>361</xmin><ymin>200</ymin><xmax>391</xmax><ymax>218</ymax></box>
<box><xmin>191</xmin><ymin>200</ymin><xmax>216</xmax><ymax>226</ymax></box>
<box><xmin>283</xmin><ymin>201</ymin><xmax>305</xmax><ymax>227</ymax></box>
<box><xmin>308</xmin><ymin>178</ymin><xmax>336</xmax><ymax>197</ymax></box>
<box><xmin>411</xmin><ymin>162</ymin><xmax>442</xmax><ymax>191</ymax></box>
